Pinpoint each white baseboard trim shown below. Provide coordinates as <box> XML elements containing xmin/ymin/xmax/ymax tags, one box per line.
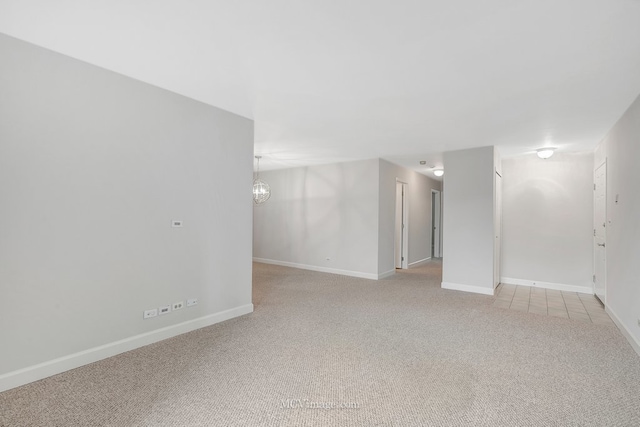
<box><xmin>501</xmin><ymin>277</ymin><xmax>592</xmax><ymax>294</ymax></box>
<box><xmin>441</xmin><ymin>281</ymin><xmax>495</xmax><ymax>296</ymax></box>
<box><xmin>0</xmin><ymin>304</ymin><xmax>254</xmax><ymax>393</ymax></box>
<box><xmin>378</xmin><ymin>269</ymin><xmax>396</xmax><ymax>279</ymax></box>
<box><xmin>606</xmin><ymin>306</ymin><xmax>640</xmax><ymax>358</ymax></box>
<box><xmin>253</xmin><ymin>257</ymin><xmax>380</xmax><ymax>280</ymax></box>
<box><xmin>409</xmin><ymin>257</ymin><xmax>431</xmax><ymax>267</ymax></box>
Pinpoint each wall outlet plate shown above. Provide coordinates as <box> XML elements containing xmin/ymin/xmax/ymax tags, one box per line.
<box><xmin>173</xmin><ymin>301</ymin><xmax>184</xmax><ymax>310</ymax></box>
<box><xmin>159</xmin><ymin>305</ymin><xmax>171</xmax><ymax>315</ymax></box>
<box><xmin>187</xmin><ymin>298</ymin><xmax>198</xmax><ymax>307</ymax></box>
<box><xmin>171</xmin><ymin>220</ymin><xmax>183</xmax><ymax>227</ymax></box>
<box><xmin>144</xmin><ymin>308</ymin><xmax>158</xmax><ymax>319</ymax></box>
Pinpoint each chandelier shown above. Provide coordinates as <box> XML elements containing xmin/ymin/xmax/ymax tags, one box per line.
<box><xmin>253</xmin><ymin>155</ymin><xmax>271</xmax><ymax>204</ymax></box>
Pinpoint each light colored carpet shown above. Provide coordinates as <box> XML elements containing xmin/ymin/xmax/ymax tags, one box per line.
<box><xmin>1</xmin><ymin>261</ymin><xmax>639</xmax><ymax>426</ymax></box>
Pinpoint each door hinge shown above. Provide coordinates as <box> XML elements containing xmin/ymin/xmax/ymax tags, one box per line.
<box><xmin>594</xmin><ymin>229</ymin><xmax>596</xmax><ymax>236</ymax></box>
<box><xmin>593</xmin><ymin>274</ymin><xmax>596</xmax><ymax>282</ymax></box>
<box><xmin>594</xmin><ymin>183</ymin><xmax>596</xmax><ymax>190</ymax></box>
<box><xmin>402</xmin><ymin>257</ymin><xmax>404</xmax><ymax>261</ymax></box>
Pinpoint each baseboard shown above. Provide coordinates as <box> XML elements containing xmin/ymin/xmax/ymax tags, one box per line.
<box><xmin>441</xmin><ymin>282</ymin><xmax>495</xmax><ymax>296</ymax></box>
<box><xmin>0</xmin><ymin>304</ymin><xmax>254</xmax><ymax>393</ymax></box>
<box><xmin>501</xmin><ymin>277</ymin><xmax>592</xmax><ymax>294</ymax></box>
<box><xmin>409</xmin><ymin>257</ymin><xmax>431</xmax><ymax>267</ymax></box>
<box><xmin>606</xmin><ymin>306</ymin><xmax>640</xmax><ymax>358</ymax></box>
<box><xmin>253</xmin><ymin>257</ymin><xmax>380</xmax><ymax>280</ymax></box>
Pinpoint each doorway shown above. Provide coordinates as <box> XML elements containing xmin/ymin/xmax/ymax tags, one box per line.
<box><xmin>431</xmin><ymin>189</ymin><xmax>442</xmax><ymax>258</ymax></box>
<box><xmin>395</xmin><ymin>181</ymin><xmax>408</xmax><ymax>269</ymax></box>
<box><xmin>594</xmin><ymin>161</ymin><xmax>606</xmax><ymax>304</ymax></box>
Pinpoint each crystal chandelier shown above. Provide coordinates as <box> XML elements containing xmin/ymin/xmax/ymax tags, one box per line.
<box><xmin>253</xmin><ymin>155</ymin><xmax>271</xmax><ymax>204</ymax></box>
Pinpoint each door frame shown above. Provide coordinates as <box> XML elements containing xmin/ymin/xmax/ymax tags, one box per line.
<box><xmin>431</xmin><ymin>189</ymin><xmax>442</xmax><ymax>258</ymax></box>
<box><xmin>593</xmin><ymin>160</ymin><xmax>607</xmax><ymax>304</ymax></box>
<box><xmin>494</xmin><ymin>170</ymin><xmax>502</xmax><ymax>289</ymax></box>
<box><xmin>395</xmin><ymin>180</ymin><xmax>409</xmax><ymax>269</ymax></box>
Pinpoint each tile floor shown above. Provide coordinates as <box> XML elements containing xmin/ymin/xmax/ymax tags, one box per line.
<box><xmin>494</xmin><ymin>284</ymin><xmax>614</xmax><ymax>325</ymax></box>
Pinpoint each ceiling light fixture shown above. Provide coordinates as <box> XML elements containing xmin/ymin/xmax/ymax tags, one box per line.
<box><xmin>253</xmin><ymin>156</ymin><xmax>271</xmax><ymax>204</ymax></box>
<box><xmin>536</xmin><ymin>147</ymin><xmax>556</xmax><ymax>159</ymax></box>
<box><xmin>433</xmin><ymin>169</ymin><xmax>444</xmax><ymax>177</ymax></box>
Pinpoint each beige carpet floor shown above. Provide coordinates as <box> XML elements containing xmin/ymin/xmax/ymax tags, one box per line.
<box><xmin>1</xmin><ymin>261</ymin><xmax>640</xmax><ymax>426</ymax></box>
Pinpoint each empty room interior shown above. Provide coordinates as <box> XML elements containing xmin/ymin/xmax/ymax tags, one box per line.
<box><xmin>1</xmin><ymin>1</ymin><xmax>640</xmax><ymax>425</ymax></box>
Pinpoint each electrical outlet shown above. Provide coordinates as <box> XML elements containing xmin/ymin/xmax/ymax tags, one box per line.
<box><xmin>173</xmin><ymin>301</ymin><xmax>184</xmax><ymax>310</ymax></box>
<box><xmin>171</xmin><ymin>220</ymin><xmax>183</xmax><ymax>228</ymax></box>
<box><xmin>144</xmin><ymin>308</ymin><xmax>158</xmax><ymax>319</ymax></box>
<box><xmin>187</xmin><ymin>298</ymin><xmax>198</xmax><ymax>307</ymax></box>
<box><xmin>159</xmin><ymin>305</ymin><xmax>171</xmax><ymax>315</ymax></box>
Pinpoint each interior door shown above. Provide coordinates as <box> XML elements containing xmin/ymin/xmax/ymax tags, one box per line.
<box><xmin>594</xmin><ymin>162</ymin><xmax>607</xmax><ymax>304</ymax></box>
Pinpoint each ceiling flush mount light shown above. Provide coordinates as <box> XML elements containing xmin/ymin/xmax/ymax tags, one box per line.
<box><xmin>253</xmin><ymin>156</ymin><xmax>271</xmax><ymax>204</ymax></box>
<box><xmin>433</xmin><ymin>169</ymin><xmax>444</xmax><ymax>177</ymax></box>
<box><xmin>536</xmin><ymin>147</ymin><xmax>556</xmax><ymax>159</ymax></box>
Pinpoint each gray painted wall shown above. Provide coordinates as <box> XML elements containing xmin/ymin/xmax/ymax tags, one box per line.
<box><xmin>598</xmin><ymin>93</ymin><xmax>640</xmax><ymax>352</ymax></box>
<box><xmin>0</xmin><ymin>35</ymin><xmax>254</xmax><ymax>381</ymax></box>
<box><xmin>442</xmin><ymin>146</ymin><xmax>496</xmax><ymax>294</ymax></box>
<box><xmin>253</xmin><ymin>159</ymin><xmax>380</xmax><ymax>277</ymax></box>
<box><xmin>501</xmin><ymin>152</ymin><xmax>594</xmax><ymax>290</ymax></box>
<box><xmin>378</xmin><ymin>159</ymin><xmax>442</xmax><ymax>275</ymax></box>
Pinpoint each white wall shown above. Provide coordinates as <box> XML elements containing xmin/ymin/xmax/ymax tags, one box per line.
<box><xmin>253</xmin><ymin>159</ymin><xmax>380</xmax><ymax>279</ymax></box>
<box><xmin>598</xmin><ymin>94</ymin><xmax>640</xmax><ymax>355</ymax></box>
<box><xmin>0</xmin><ymin>34</ymin><xmax>254</xmax><ymax>391</ymax></box>
<box><xmin>378</xmin><ymin>159</ymin><xmax>441</xmax><ymax>276</ymax></box>
<box><xmin>501</xmin><ymin>152</ymin><xmax>594</xmax><ymax>293</ymax></box>
<box><xmin>442</xmin><ymin>146</ymin><xmax>496</xmax><ymax>295</ymax></box>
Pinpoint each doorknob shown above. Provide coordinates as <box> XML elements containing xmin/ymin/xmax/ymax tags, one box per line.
<box><xmin>597</xmin><ymin>243</ymin><xmax>606</xmax><ymax>247</ymax></box>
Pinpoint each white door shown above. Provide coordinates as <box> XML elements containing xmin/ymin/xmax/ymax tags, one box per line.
<box><xmin>432</xmin><ymin>190</ymin><xmax>442</xmax><ymax>258</ymax></box>
<box><xmin>494</xmin><ymin>171</ymin><xmax>502</xmax><ymax>288</ymax></box>
<box><xmin>594</xmin><ymin>162</ymin><xmax>607</xmax><ymax>304</ymax></box>
<box><xmin>395</xmin><ymin>182</ymin><xmax>408</xmax><ymax>269</ymax></box>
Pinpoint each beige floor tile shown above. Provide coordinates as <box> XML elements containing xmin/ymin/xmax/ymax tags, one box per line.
<box><xmin>588</xmin><ymin>313</ymin><xmax>612</xmax><ymax>321</ymax></box>
<box><xmin>591</xmin><ymin>317</ymin><xmax>614</xmax><ymax>326</ymax></box>
<box><xmin>565</xmin><ymin>302</ymin><xmax>586</xmax><ymax>309</ymax></box>
<box><xmin>548</xmin><ymin>309</ymin><xmax>569</xmax><ymax>318</ymax></box>
<box><xmin>565</xmin><ymin>301</ymin><xmax>586</xmax><ymax>307</ymax></box>
<box><xmin>491</xmin><ymin>285</ymin><xmax>613</xmax><ymax>325</ymax></box>
<box><xmin>582</xmin><ymin>300</ymin><xmax>603</xmax><ymax>306</ymax></box>
<box><xmin>547</xmin><ymin>302</ymin><xmax>567</xmax><ymax>309</ymax></box>
<box><xmin>529</xmin><ymin>302</ymin><xmax>547</xmax><ymax>310</ymax></box>
<box><xmin>568</xmin><ymin>313</ymin><xmax>591</xmax><ymax>322</ymax></box>
<box><xmin>493</xmin><ymin>300</ymin><xmax>512</xmax><ymax>309</ymax></box>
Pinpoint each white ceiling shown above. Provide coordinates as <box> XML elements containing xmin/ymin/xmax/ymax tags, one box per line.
<box><xmin>2</xmin><ymin>0</ymin><xmax>640</xmax><ymax>177</ymax></box>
